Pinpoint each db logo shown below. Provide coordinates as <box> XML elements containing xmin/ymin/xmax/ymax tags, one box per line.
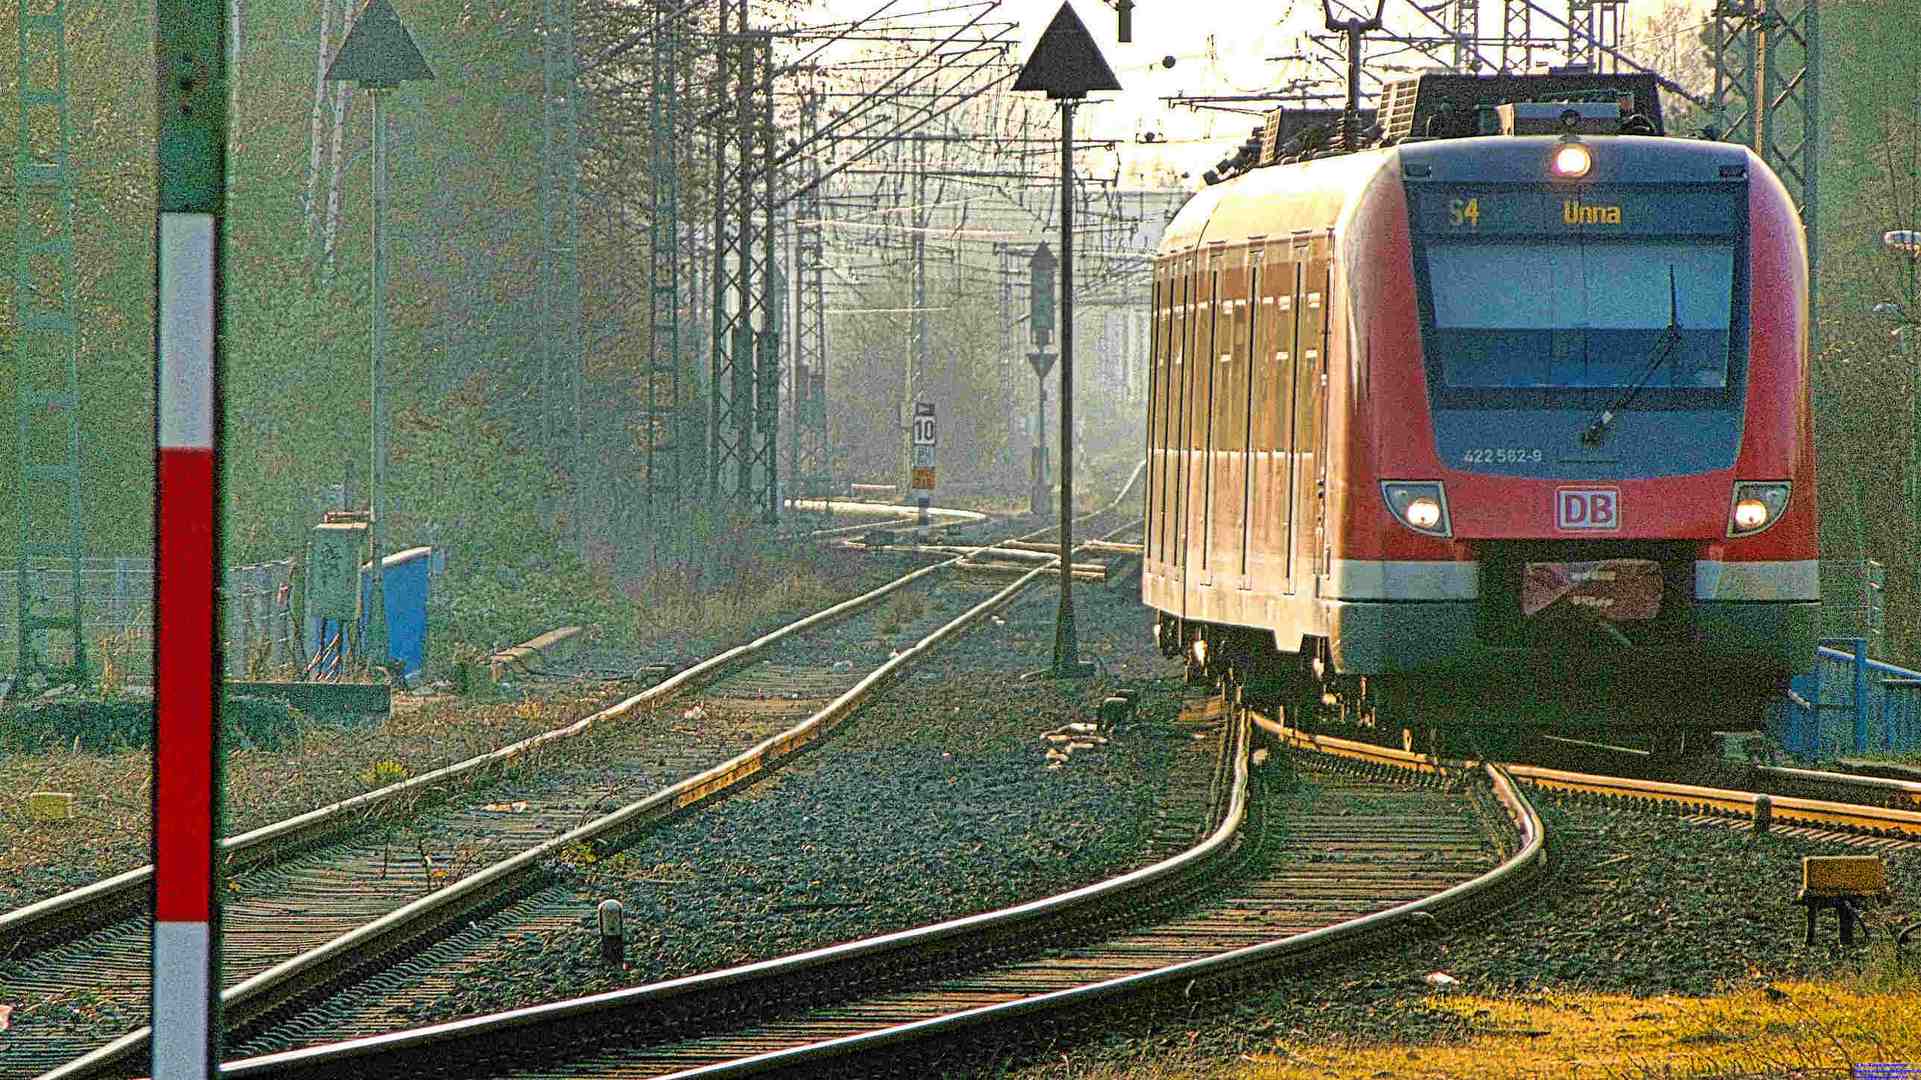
<box><xmin>1557</xmin><ymin>488</ymin><xmax>1620</xmax><ymax>531</ymax></box>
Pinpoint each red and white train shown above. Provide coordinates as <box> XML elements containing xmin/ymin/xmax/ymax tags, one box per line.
<box><xmin>1142</xmin><ymin>74</ymin><xmax>1818</xmax><ymax>750</ymax></box>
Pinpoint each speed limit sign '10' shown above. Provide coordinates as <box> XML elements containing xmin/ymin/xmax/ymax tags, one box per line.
<box><xmin>912</xmin><ymin>402</ymin><xmax>936</xmax><ymax>447</ymax></box>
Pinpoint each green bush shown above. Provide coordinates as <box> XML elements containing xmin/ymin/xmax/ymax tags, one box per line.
<box><xmin>0</xmin><ymin>694</ymin><xmax>304</xmax><ymax>753</ymax></box>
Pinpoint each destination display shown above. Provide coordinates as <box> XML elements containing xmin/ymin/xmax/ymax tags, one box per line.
<box><xmin>1411</xmin><ymin>186</ymin><xmax>1740</xmax><ymax>236</ymax></box>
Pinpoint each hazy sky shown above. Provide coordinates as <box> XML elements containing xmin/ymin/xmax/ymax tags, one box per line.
<box><xmin>804</xmin><ymin>0</ymin><xmax>1717</xmax><ymax>185</ymax></box>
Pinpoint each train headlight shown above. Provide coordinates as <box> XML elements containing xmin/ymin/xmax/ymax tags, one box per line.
<box><xmin>1382</xmin><ymin>481</ymin><xmax>1452</xmax><ymax>538</ymax></box>
<box><xmin>1728</xmin><ymin>481</ymin><xmax>1791</xmax><ymax>537</ymax></box>
<box><xmin>1550</xmin><ymin>141</ymin><xmax>1592</xmax><ymax>179</ymax></box>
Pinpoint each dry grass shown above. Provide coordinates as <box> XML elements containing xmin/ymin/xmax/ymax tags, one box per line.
<box><xmin>1038</xmin><ymin>981</ymin><xmax>1921</xmax><ymax>1080</ymax></box>
<box><xmin>0</xmin><ymin>682</ymin><xmax>625</xmax><ymax>911</ymax></box>
<box><xmin>626</xmin><ymin>554</ymin><xmax>842</xmax><ymax>646</ymax></box>
<box><xmin>1258</xmin><ymin>983</ymin><xmax>1920</xmax><ymax>1078</ymax></box>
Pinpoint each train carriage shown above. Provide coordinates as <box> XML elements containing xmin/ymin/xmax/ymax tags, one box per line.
<box><xmin>1142</xmin><ymin>73</ymin><xmax>1818</xmax><ymax>749</ymax></box>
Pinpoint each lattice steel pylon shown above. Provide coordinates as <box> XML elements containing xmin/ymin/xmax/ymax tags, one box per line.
<box><xmin>642</xmin><ymin>0</ymin><xmax>683</xmax><ymax>548</ymax></box>
<box><xmin>12</xmin><ymin>0</ymin><xmax>87</xmax><ymax>688</ymax></box>
<box><xmin>1712</xmin><ymin>0</ymin><xmax>1819</xmax><ymax>333</ymax></box>
<box><xmin>1450</xmin><ymin>0</ymin><xmax>1479</xmax><ymax>72</ymax></box>
<box><xmin>790</xmin><ymin>78</ymin><xmax>831</xmax><ymax>505</ymax></box>
<box><xmin>709</xmin><ymin>15</ymin><xmax>778</xmax><ymax>518</ymax></box>
<box><xmin>1502</xmin><ymin>0</ymin><xmax>1533</xmax><ymax>72</ymax></box>
<box><xmin>750</xmin><ymin>31</ymin><xmax>780</xmax><ymax>524</ymax></box>
<box><xmin>709</xmin><ymin>0</ymin><xmax>736</xmax><ymax>501</ymax></box>
<box><xmin>539</xmin><ymin>0</ymin><xmax>583</xmax><ymax>553</ymax></box>
<box><xmin>1565</xmin><ymin>0</ymin><xmax>1627</xmax><ymax>71</ymax></box>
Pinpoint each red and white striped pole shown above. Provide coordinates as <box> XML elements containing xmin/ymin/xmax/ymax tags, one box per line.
<box><xmin>154</xmin><ymin>4</ymin><xmax>226</xmax><ymax>1075</ymax></box>
<box><xmin>154</xmin><ymin>213</ymin><xmax>222</xmax><ymax>1078</ymax></box>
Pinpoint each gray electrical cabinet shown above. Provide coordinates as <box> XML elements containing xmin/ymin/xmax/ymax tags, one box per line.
<box><xmin>308</xmin><ymin>521</ymin><xmax>368</xmax><ymax>621</ymax></box>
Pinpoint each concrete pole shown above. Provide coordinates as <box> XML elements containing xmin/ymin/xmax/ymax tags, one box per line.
<box><xmin>1052</xmin><ymin>97</ymin><xmax>1079</xmax><ymax>676</ymax></box>
<box><xmin>368</xmin><ymin>86</ymin><xmax>390</xmax><ymax>671</ymax></box>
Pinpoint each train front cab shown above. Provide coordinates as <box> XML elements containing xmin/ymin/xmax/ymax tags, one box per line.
<box><xmin>1323</xmin><ymin>136</ymin><xmax>1819</xmax><ymax>730</ymax></box>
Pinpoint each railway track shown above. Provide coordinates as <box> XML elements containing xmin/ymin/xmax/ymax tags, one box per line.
<box><xmin>1519</xmin><ymin>732</ymin><xmax>1921</xmax><ymax>815</ymax></box>
<box><xmin>1265</xmin><ymin>719</ymin><xmax>1921</xmax><ymax>850</ymax></box>
<box><xmin>188</xmin><ymin>702</ymin><xmax>1545</xmax><ymax>1080</ymax></box>
<box><xmin>3</xmin><ymin>477</ymin><xmax>1145</xmax><ymax>1080</ymax></box>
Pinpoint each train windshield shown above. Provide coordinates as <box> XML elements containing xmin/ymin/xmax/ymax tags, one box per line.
<box><xmin>1424</xmin><ymin>239</ymin><xmax>1735</xmax><ymax>390</ymax></box>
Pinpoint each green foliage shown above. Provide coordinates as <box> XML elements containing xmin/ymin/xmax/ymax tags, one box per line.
<box><xmin>1811</xmin><ymin>0</ymin><xmax>1921</xmax><ymax>659</ymax></box>
<box><xmin>428</xmin><ymin>551</ymin><xmax>625</xmax><ymax>656</ymax></box>
<box><xmin>827</xmin><ymin>276</ymin><xmax>1020</xmax><ymax>490</ymax></box>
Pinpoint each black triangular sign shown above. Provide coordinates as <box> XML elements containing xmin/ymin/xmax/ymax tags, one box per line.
<box><xmin>1013</xmin><ymin>2</ymin><xmax>1121</xmax><ymax>99</ymax></box>
<box><xmin>1028</xmin><ymin>351</ymin><xmax>1057</xmax><ymax>379</ymax></box>
<box><xmin>326</xmin><ymin>0</ymin><xmax>434</xmax><ymax>88</ymax></box>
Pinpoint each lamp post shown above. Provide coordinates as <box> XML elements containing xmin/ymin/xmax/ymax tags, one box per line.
<box><xmin>325</xmin><ymin>0</ymin><xmax>432</xmax><ymax>678</ymax></box>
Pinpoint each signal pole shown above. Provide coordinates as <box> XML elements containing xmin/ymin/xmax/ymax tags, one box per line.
<box><xmin>1015</xmin><ymin>1</ymin><xmax>1118</xmax><ymax>678</ymax></box>
<box><xmin>1054</xmin><ymin>98</ymin><xmax>1079</xmax><ymax>673</ymax></box>
<box><xmin>325</xmin><ymin>0</ymin><xmax>432</xmax><ymax>676</ymax></box>
<box><xmin>1028</xmin><ymin>242</ymin><xmax>1056</xmax><ymax>518</ymax></box>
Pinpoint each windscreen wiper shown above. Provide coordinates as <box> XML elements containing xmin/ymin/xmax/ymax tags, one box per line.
<box><xmin>1580</xmin><ymin>265</ymin><xmax>1682</xmax><ymax>447</ymax></box>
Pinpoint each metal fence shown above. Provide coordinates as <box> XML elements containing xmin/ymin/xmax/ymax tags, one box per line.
<box><xmin>1773</xmin><ymin>638</ymin><xmax>1921</xmax><ymax>758</ymax></box>
<box><xmin>0</xmin><ymin>556</ymin><xmax>299</xmax><ymax>682</ymax></box>
<box><xmin>1818</xmin><ymin>558</ymin><xmax>1884</xmax><ymax>649</ymax></box>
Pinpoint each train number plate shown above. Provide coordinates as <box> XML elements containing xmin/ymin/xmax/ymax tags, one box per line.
<box><xmin>1521</xmin><ymin>559</ymin><xmax>1662</xmax><ymax>621</ymax></box>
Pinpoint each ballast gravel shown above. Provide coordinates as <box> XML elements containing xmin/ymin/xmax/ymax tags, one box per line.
<box><xmin>226</xmin><ymin>557</ymin><xmax>1209</xmax><ymax>1047</ymax></box>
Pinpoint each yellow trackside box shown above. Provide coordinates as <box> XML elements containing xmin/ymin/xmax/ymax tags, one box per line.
<box><xmin>28</xmin><ymin>791</ymin><xmax>75</xmax><ymax>821</ymax></box>
<box><xmin>1801</xmin><ymin>855</ymin><xmax>1888</xmax><ymax>898</ymax></box>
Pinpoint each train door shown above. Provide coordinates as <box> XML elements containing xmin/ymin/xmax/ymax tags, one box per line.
<box><xmin>1190</xmin><ymin>247</ymin><xmax>1221</xmax><ymax>592</ymax></box>
<box><xmin>1172</xmin><ymin>251</ymin><xmax>1198</xmax><ymax>615</ymax></box>
<box><xmin>1158</xmin><ymin>257</ymin><xmax>1185</xmax><ymax>591</ymax></box>
<box><xmin>1144</xmin><ymin>263</ymin><xmax>1165</xmax><ymax>578</ymax></box>
<box><xmin>1236</xmin><ymin>243</ymin><xmax>1262</xmax><ymax>594</ymax></box>
<box><xmin>1306</xmin><ymin>235</ymin><xmax>1333</xmax><ymax>585</ymax></box>
<box><xmin>1216</xmin><ymin>246</ymin><xmax>1250</xmax><ymax>591</ymax></box>
<box><xmin>1264</xmin><ymin>242</ymin><xmax>1296</xmax><ymax>597</ymax></box>
<box><xmin>1287</xmin><ymin>236</ymin><xmax>1314</xmax><ymax>594</ymax></box>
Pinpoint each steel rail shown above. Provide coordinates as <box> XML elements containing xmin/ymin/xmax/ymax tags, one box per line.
<box><xmin>617</xmin><ymin>764</ymin><xmax>1545</xmax><ymax>1080</ymax></box>
<box><xmin>204</xmin><ymin>686</ymin><xmax>1252</xmax><ymax>1080</ymax></box>
<box><xmin>1</xmin><ymin>529</ymin><xmax>941</xmax><ymax>960</ymax></box>
<box><xmin>210</xmin><ymin>716</ymin><xmax>1542</xmax><ymax>1080</ymax></box>
<box><xmin>1</xmin><ymin>475</ymin><xmax>1130</xmax><ymax>961</ymax></box>
<box><xmin>1532</xmin><ymin>733</ymin><xmax>1921</xmax><ymax>812</ymax></box>
<box><xmin>1505</xmin><ymin>764</ymin><xmax>1921</xmax><ymax>838</ymax></box>
<box><xmin>35</xmin><ymin>489</ymin><xmax>1148</xmax><ymax>1080</ymax></box>
<box><xmin>1257</xmin><ymin>716</ymin><xmax>1921</xmax><ymax>840</ymax></box>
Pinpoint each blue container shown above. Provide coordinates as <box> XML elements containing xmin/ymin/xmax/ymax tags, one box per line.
<box><xmin>305</xmin><ymin>545</ymin><xmax>436</xmax><ymax>683</ymax></box>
